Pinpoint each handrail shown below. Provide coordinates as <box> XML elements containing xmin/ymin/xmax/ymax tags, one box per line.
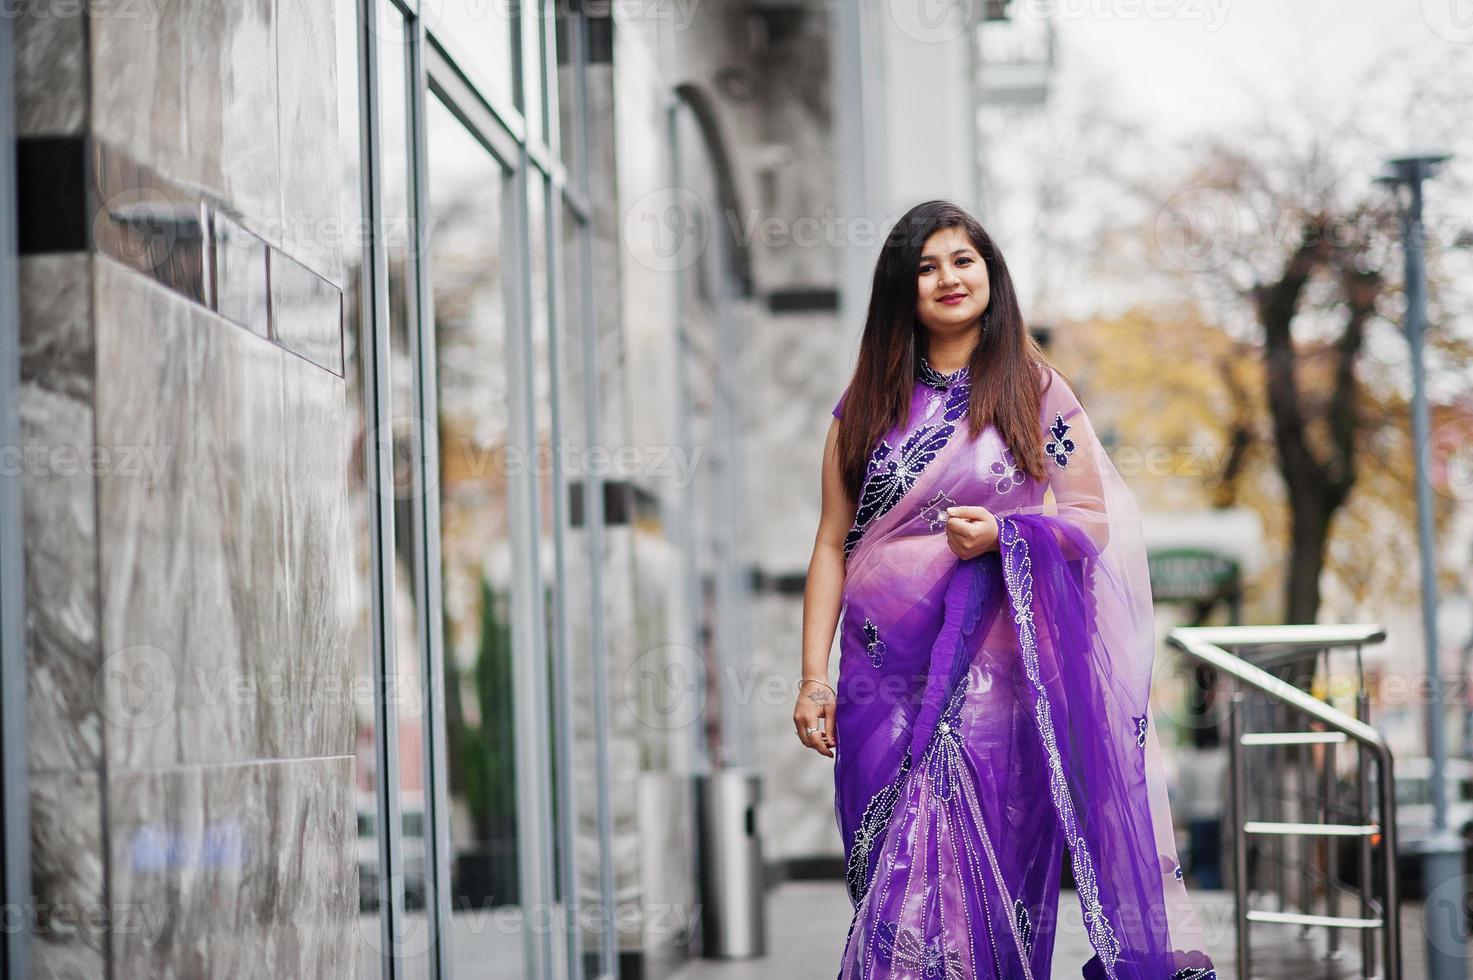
<box><xmin>1166</xmin><ymin>626</ymin><xmax>1401</xmax><ymax>980</ymax></box>
<box><xmin>1170</xmin><ymin>624</ymin><xmax>1387</xmax><ymax>648</ymax></box>
<box><xmin>1167</xmin><ymin>632</ymin><xmax>1386</xmax><ymax>749</ymax></box>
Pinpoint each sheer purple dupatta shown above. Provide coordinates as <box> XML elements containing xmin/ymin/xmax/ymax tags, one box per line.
<box><xmin>995</xmin><ymin>370</ymin><xmax>1213</xmax><ymax>978</ymax></box>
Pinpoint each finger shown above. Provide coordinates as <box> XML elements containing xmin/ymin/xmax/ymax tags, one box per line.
<box><xmin>945</xmin><ymin>506</ymin><xmax>991</xmax><ymax>521</ymax></box>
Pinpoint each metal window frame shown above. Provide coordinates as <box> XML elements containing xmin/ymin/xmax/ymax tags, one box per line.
<box><xmin>0</xmin><ymin>9</ymin><xmax>32</xmax><ymax>979</ymax></box>
<box><xmin>560</xmin><ymin>13</ymin><xmax>618</xmax><ymax>977</ymax></box>
<box><xmin>359</xmin><ymin>0</ymin><xmax>608</xmax><ymax>976</ymax></box>
<box><xmin>357</xmin><ymin>0</ymin><xmax>413</xmax><ymax>975</ymax></box>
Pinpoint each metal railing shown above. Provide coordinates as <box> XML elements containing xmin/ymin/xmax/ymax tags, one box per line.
<box><xmin>1167</xmin><ymin>625</ymin><xmax>1400</xmax><ymax>980</ymax></box>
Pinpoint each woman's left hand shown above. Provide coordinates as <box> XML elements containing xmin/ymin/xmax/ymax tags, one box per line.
<box><xmin>944</xmin><ymin>505</ymin><xmax>999</xmax><ymax>559</ymax></box>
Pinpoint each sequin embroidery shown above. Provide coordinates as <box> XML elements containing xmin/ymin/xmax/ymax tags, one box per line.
<box><xmin>1014</xmin><ymin>899</ymin><xmax>1034</xmax><ymax>956</ymax></box>
<box><xmin>917</xmin><ymin>357</ymin><xmax>971</xmax><ymax>392</ymax></box>
<box><xmin>843</xmin><ymin>384</ymin><xmax>970</xmax><ymax>558</ymax></box>
<box><xmin>992</xmin><ymin>447</ymin><xmax>1025</xmax><ymax>494</ymax></box>
<box><xmin>920</xmin><ymin>489</ymin><xmax>959</xmax><ymax>532</ymax></box>
<box><xmin>1045</xmin><ymin>412</ymin><xmax>1076</xmax><ymax>467</ymax></box>
<box><xmin>843</xmin><ymin>753</ymin><xmax>913</xmax><ymax>906</ymax></box>
<box><xmin>863</xmin><ymin>618</ymin><xmax>888</xmax><ymax>669</ymax></box>
<box><xmin>998</xmin><ymin>516</ymin><xmax>1122</xmax><ymax>977</ymax></box>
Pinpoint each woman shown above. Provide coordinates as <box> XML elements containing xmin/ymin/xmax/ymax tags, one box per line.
<box><xmin>794</xmin><ymin>200</ymin><xmax>1217</xmax><ymax>979</ymax></box>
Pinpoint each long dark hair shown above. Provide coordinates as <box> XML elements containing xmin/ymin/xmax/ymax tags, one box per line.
<box><xmin>836</xmin><ymin>200</ymin><xmax>1069</xmax><ymax>503</ymax></box>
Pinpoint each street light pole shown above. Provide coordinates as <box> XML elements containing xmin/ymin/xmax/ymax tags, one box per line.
<box><xmin>1380</xmin><ymin>152</ymin><xmax>1462</xmax><ymax>980</ymax></box>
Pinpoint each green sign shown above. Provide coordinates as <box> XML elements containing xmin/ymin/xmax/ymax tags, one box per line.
<box><xmin>1147</xmin><ymin>548</ymin><xmax>1239</xmax><ymax>602</ymax></box>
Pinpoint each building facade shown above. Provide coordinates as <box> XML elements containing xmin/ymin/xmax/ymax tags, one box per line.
<box><xmin>4</xmin><ymin>0</ymin><xmax>873</xmax><ymax>977</ymax></box>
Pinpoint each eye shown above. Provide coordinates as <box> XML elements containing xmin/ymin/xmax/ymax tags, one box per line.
<box><xmin>919</xmin><ymin>264</ymin><xmax>934</xmax><ymax>274</ymax></box>
<box><xmin>957</xmin><ymin>256</ymin><xmax>973</xmax><ymax>265</ymax></box>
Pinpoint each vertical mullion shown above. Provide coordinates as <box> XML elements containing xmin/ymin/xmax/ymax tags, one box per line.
<box><xmin>667</xmin><ymin>102</ymin><xmax>709</xmax><ymax>775</ymax></box>
<box><xmin>404</xmin><ymin>11</ymin><xmax>453</xmax><ymax>977</ymax></box>
<box><xmin>543</xmin><ymin>165</ymin><xmax>583</xmax><ymax>980</ymax></box>
<box><xmin>0</xmin><ymin>8</ymin><xmax>31</xmax><ymax>979</ymax></box>
<box><xmin>568</xmin><ymin>11</ymin><xmax>618</xmax><ymax>975</ymax></box>
<box><xmin>536</xmin><ymin>6</ymin><xmax>584</xmax><ymax>976</ymax></box>
<box><xmin>358</xmin><ymin>0</ymin><xmax>408</xmax><ymax>974</ymax></box>
<box><xmin>507</xmin><ymin>158</ymin><xmax>557</xmax><ymax>980</ymax></box>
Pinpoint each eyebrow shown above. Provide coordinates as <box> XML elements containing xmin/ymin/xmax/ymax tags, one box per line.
<box><xmin>919</xmin><ymin>248</ymin><xmax>976</xmax><ymax>261</ymax></box>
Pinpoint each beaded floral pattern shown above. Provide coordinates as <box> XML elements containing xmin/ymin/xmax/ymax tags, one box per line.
<box><xmin>920</xmin><ymin>489</ymin><xmax>959</xmax><ymax>533</ymax></box>
<box><xmin>991</xmin><ymin>447</ymin><xmax>1025</xmax><ymax>494</ymax></box>
<box><xmin>1045</xmin><ymin>412</ymin><xmax>1076</xmax><ymax>467</ymax></box>
<box><xmin>844</xmin><ymin>384</ymin><xmax>971</xmax><ymax>558</ymax></box>
<box><xmin>917</xmin><ymin>357</ymin><xmax>971</xmax><ymax>392</ymax></box>
<box><xmin>998</xmin><ymin>515</ymin><xmax>1122</xmax><ymax>977</ymax></box>
<box><xmin>844</xmin><ymin>753</ymin><xmax>913</xmax><ymax>906</ymax></box>
<box><xmin>1014</xmin><ymin>899</ymin><xmax>1034</xmax><ymax>956</ymax></box>
<box><xmin>863</xmin><ymin>618</ymin><xmax>888</xmax><ymax>669</ymax></box>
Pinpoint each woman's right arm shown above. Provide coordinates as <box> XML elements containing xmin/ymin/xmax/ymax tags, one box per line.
<box><xmin>794</xmin><ymin>417</ymin><xmax>857</xmax><ymax>758</ymax></box>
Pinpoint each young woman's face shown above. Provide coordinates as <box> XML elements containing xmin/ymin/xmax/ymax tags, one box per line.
<box><xmin>914</xmin><ymin>226</ymin><xmax>991</xmax><ymax>336</ymax></box>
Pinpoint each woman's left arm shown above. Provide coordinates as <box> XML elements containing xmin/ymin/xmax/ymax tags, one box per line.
<box><xmin>1033</xmin><ymin>369</ymin><xmax>1113</xmax><ymax>560</ymax></box>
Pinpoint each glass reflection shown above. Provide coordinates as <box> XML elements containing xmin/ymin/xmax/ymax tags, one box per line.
<box><xmin>377</xmin><ymin>3</ymin><xmax>432</xmax><ymax>977</ymax></box>
<box><xmin>555</xmin><ymin>200</ymin><xmax>611</xmax><ymax>979</ymax></box>
<box><xmin>553</xmin><ymin>6</ymin><xmax>585</xmax><ymax>178</ymax></box>
<box><xmin>426</xmin><ymin>94</ymin><xmax>527</xmax><ymax>978</ymax></box>
<box><xmin>339</xmin><ymin>0</ymin><xmax>386</xmax><ymax>975</ymax></box>
<box><xmin>428</xmin><ymin>0</ymin><xmax>517</xmax><ymax>117</ymax></box>
<box><xmin>522</xmin><ymin>0</ymin><xmax>547</xmax><ymax>147</ymax></box>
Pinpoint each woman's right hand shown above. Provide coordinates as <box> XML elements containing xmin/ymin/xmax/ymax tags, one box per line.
<box><xmin>793</xmin><ymin>679</ymin><xmax>837</xmax><ymax>757</ymax></box>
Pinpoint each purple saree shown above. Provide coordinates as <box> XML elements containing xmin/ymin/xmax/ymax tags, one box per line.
<box><xmin>830</xmin><ymin>361</ymin><xmax>1216</xmax><ymax>979</ymax></box>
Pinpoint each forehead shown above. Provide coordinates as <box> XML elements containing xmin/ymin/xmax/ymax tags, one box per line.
<box><xmin>920</xmin><ymin>226</ymin><xmax>976</xmax><ymax>257</ymax></box>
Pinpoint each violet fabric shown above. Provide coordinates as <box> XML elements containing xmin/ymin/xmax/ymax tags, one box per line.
<box><xmin>830</xmin><ymin>362</ymin><xmax>1216</xmax><ymax>980</ymax></box>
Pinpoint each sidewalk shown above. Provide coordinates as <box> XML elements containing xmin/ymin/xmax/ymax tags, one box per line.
<box><xmin>669</xmin><ymin>880</ymin><xmax>1431</xmax><ymax>979</ymax></box>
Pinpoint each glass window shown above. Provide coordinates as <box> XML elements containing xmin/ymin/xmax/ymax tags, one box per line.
<box><xmin>522</xmin><ymin>0</ymin><xmax>547</xmax><ymax>147</ymax></box>
<box><xmin>376</xmin><ymin>3</ymin><xmax>434</xmax><ymax>976</ymax></box>
<box><xmin>426</xmin><ymin>93</ymin><xmax>527</xmax><ymax>978</ymax></box>
<box><xmin>340</xmin><ymin>0</ymin><xmax>384</xmax><ymax>975</ymax></box>
<box><xmin>553</xmin><ymin>6</ymin><xmax>585</xmax><ymax>179</ymax></box>
<box><xmin>428</xmin><ymin>0</ymin><xmax>517</xmax><ymax>117</ymax></box>
<box><xmin>556</xmin><ymin>200</ymin><xmax>611</xmax><ymax>978</ymax></box>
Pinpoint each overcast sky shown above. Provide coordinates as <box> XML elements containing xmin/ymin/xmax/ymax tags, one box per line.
<box><xmin>1050</xmin><ymin>0</ymin><xmax>1470</xmax><ymax>146</ymax></box>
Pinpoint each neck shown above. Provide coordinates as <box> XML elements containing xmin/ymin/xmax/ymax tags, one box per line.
<box><xmin>923</xmin><ymin>335</ymin><xmax>977</xmax><ymax>375</ymax></box>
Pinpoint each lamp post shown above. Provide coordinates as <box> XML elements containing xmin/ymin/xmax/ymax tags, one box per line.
<box><xmin>1378</xmin><ymin>153</ymin><xmax>1462</xmax><ymax>980</ymax></box>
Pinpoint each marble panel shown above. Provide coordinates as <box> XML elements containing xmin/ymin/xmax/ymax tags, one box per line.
<box><xmin>91</xmin><ymin>0</ymin><xmax>186</xmax><ymax>180</ymax></box>
<box><xmin>108</xmin><ymin>756</ymin><xmax>358</xmax><ymax>979</ymax></box>
<box><xmin>172</xmin><ymin>302</ymin><xmax>288</xmax><ymax>766</ymax></box>
<box><xmin>19</xmin><ymin>255</ymin><xmax>101</xmax><ymax>774</ymax></box>
<box><xmin>29</xmin><ymin>770</ymin><xmax>107</xmax><ymax>980</ymax></box>
<box><xmin>277</xmin><ymin>349</ymin><xmax>356</xmax><ymax>759</ymax></box>
<box><xmin>14</xmin><ymin>1</ymin><xmax>87</xmax><ymax>136</ymax></box>
<box><xmin>178</xmin><ymin>0</ymin><xmax>280</xmax><ymax>229</ymax></box>
<box><xmin>94</xmin><ymin>257</ymin><xmax>194</xmax><ymax>771</ymax></box>
<box><xmin>276</xmin><ymin>0</ymin><xmax>346</xmax><ymax>287</ymax></box>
